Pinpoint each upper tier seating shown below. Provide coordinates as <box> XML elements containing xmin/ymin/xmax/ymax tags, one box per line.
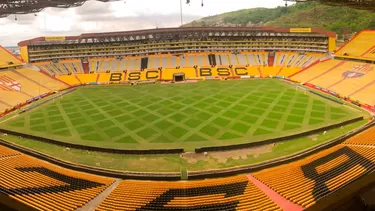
<box><xmin>39</xmin><ymin>52</ymin><xmax>272</xmax><ymax>75</ymax></box>
<box><xmin>335</xmin><ymin>30</ymin><xmax>375</xmax><ymax>61</ymax></box>
<box><xmin>96</xmin><ymin>175</ymin><xmax>280</xmax><ymax>211</ymax></box>
<box><xmin>291</xmin><ymin>59</ymin><xmax>375</xmax><ymax>106</ymax></box>
<box><xmin>0</xmin><ymin>145</ymin><xmax>114</xmax><ymax>211</ymax></box>
<box><xmin>39</xmin><ymin>53</ymin><xmax>326</xmax><ymax>81</ymax></box>
<box><xmin>0</xmin><ymin>46</ymin><xmax>23</xmax><ymax>69</ymax></box>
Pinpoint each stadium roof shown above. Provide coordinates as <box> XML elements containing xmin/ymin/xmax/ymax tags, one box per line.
<box><xmin>18</xmin><ymin>26</ymin><xmax>337</xmax><ymax>46</ymax></box>
<box><xmin>287</xmin><ymin>0</ymin><xmax>375</xmax><ymax>11</ymax></box>
<box><xmin>0</xmin><ymin>0</ymin><xmax>117</xmax><ymax>18</ymax></box>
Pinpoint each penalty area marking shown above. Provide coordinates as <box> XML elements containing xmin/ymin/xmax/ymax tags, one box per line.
<box><xmin>343</xmin><ymin>105</ymin><xmax>365</xmax><ymax>113</ymax></box>
<box><xmin>0</xmin><ymin>113</ymin><xmax>20</xmax><ymax>124</ymax></box>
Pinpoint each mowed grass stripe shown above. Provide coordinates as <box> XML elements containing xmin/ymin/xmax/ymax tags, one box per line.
<box><xmin>0</xmin><ymin>79</ymin><xmax>360</xmax><ymax>151</ymax></box>
<box><xmin>110</xmin><ymin>84</ymin><xmax>226</xmax><ymax>143</ymax></box>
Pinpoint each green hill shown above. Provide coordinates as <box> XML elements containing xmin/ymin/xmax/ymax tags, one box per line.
<box><xmin>186</xmin><ymin>2</ymin><xmax>375</xmax><ymax>39</ymax></box>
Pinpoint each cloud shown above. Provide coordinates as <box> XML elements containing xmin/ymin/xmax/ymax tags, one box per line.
<box><xmin>0</xmin><ymin>0</ymin><xmax>289</xmax><ymax>46</ymax></box>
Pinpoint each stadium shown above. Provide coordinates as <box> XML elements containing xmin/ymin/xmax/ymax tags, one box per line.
<box><xmin>0</xmin><ymin>1</ymin><xmax>375</xmax><ymax>211</ymax></box>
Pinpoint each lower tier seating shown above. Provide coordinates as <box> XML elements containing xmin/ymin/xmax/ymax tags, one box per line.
<box><xmin>96</xmin><ymin>175</ymin><xmax>280</xmax><ymax>211</ymax></box>
<box><xmin>343</xmin><ymin>126</ymin><xmax>375</xmax><ymax>146</ymax></box>
<box><xmin>291</xmin><ymin>59</ymin><xmax>375</xmax><ymax>106</ymax></box>
<box><xmin>0</xmin><ymin>68</ymin><xmax>69</xmax><ymax>113</ymax></box>
<box><xmin>0</xmin><ymin>146</ymin><xmax>21</xmax><ymax>158</ymax></box>
<box><xmin>0</xmin><ymin>145</ymin><xmax>114</xmax><ymax>211</ymax></box>
<box><xmin>253</xmin><ymin>144</ymin><xmax>375</xmax><ymax>208</ymax></box>
<box><xmin>0</xmin><ymin>91</ymin><xmax>30</xmax><ymax>112</ymax></box>
<box><xmin>1</xmin><ymin>124</ymin><xmax>375</xmax><ymax>210</ymax></box>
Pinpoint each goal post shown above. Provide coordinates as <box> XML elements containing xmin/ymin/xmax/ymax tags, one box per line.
<box><xmin>295</xmin><ymin>84</ymin><xmax>308</xmax><ymax>95</ymax></box>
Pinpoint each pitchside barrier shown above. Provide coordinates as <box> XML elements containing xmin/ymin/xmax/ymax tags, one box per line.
<box><xmin>189</xmin><ymin>119</ymin><xmax>375</xmax><ymax>180</ymax></box>
<box><xmin>0</xmin><ymin>119</ymin><xmax>373</xmax><ymax>181</ymax></box>
<box><xmin>285</xmin><ymin>80</ymin><xmax>343</xmax><ymax>104</ymax></box>
<box><xmin>20</xmin><ymin>88</ymin><xmax>77</xmax><ymax>114</ymax></box>
<box><xmin>0</xmin><ymin>138</ymin><xmax>181</xmax><ymax>181</ymax></box>
<box><xmin>0</xmin><ymin>129</ymin><xmax>184</xmax><ymax>155</ymax></box>
<box><xmin>195</xmin><ymin>116</ymin><xmax>364</xmax><ymax>153</ymax></box>
<box><xmin>302</xmin><ymin>82</ymin><xmax>375</xmax><ymax>112</ymax></box>
<box><xmin>308</xmin><ymin>90</ymin><xmax>343</xmax><ymax>104</ymax></box>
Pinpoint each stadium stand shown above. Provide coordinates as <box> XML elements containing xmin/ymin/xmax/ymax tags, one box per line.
<box><xmin>92</xmin><ymin>124</ymin><xmax>375</xmax><ymax>210</ymax></box>
<box><xmin>343</xmin><ymin>126</ymin><xmax>375</xmax><ymax>146</ymax></box>
<box><xmin>76</xmin><ymin>74</ymin><xmax>99</xmax><ymax>84</ymax></box>
<box><xmin>2</xmin><ymin>27</ymin><xmax>373</xmax><ymax>210</ymax></box>
<box><xmin>0</xmin><ymin>70</ymin><xmax>51</xmax><ymax>97</ymax></box>
<box><xmin>253</xmin><ymin>143</ymin><xmax>375</xmax><ymax>208</ymax></box>
<box><xmin>0</xmin><ymin>145</ymin><xmax>21</xmax><ymax>158</ymax></box>
<box><xmin>57</xmin><ymin>75</ymin><xmax>81</xmax><ymax>86</ymax></box>
<box><xmin>259</xmin><ymin>52</ymin><xmax>324</xmax><ymax>78</ymax></box>
<box><xmin>0</xmin><ymin>145</ymin><xmax>114</xmax><ymax>211</ymax></box>
<box><xmin>1</xmin><ymin>121</ymin><xmax>374</xmax><ymax>211</ymax></box>
<box><xmin>35</xmin><ymin>52</ymin><xmax>326</xmax><ymax>82</ymax></box>
<box><xmin>34</xmin><ymin>60</ymin><xmax>83</xmax><ymax>76</ymax></box>
<box><xmin>0</xmin><ymin>68</ymin><xmax>70</xmax><ymax>110</ymax></box>
<box><xmin>96</xmin><ymin>175</ymin><xmax>280</xmax><ymax>211</ymax></box>
<box><xmin>14</xmin><ymin>68</ymin><xmax>68</xmax><ymax>91</ymax></box>
<box><xmin>0</xmin><ymin>46</ymin><xmax>23</xmax><ymax>69</ymax></box>
<box><xmin>335</xmin><ymin>30</ymin><xmax>375</xmax><ymax>61</ymax></box>
<box><xmin>0</xmin><ymin>46</ymin><xmax>70</xmax><ymax>113</ymax></box>
<box><xmin>291</xmin><ymin>60</ymin><xmax>375</xmax><ymax>106</ymax></box>
<box><xmin>20</xmin><ymin>28</ymin><xmax>335</xmax><ymax>63</ymax></box>
<box><xmin>0</xmin><ymin>91</ymin><xmax>30</xmax><ymax>111</ymax></box>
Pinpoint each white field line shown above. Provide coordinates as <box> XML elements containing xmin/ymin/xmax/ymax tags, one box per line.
<box><xmin>0</xmin><ymin>113</ymin><xmax>20</xmax><ymax>124</ymax></box>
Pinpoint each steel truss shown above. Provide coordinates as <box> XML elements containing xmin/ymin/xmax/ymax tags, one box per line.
<box><xmin>0</xmin><ymin>0</ymin><xmax>115</xmax><ymax>18</ymax></box>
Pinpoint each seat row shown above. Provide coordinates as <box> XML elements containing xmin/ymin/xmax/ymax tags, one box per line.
<box><xmin>34</xmin><ymin>52</ymin><xmax>326</xmax><ymax>76</ymax></box>
<box><xmin>0</xmin><ymin>145</ymin><xmax>21</xmax><ymax>158</ymax></box>
<box><xmin>0</xmin><ymin>145</ymin><xmax>114</xmax><ymax>211</ymax></box>
<box><xmin>343</xmin><ymin>126</ymin><xmax>375</xmax><ymax>146</ymax></box>
<box><xmin>252</xmin><ymin>144</ymin><xmax>375</xmax><ymax>208</ymax></box>
<box><xmin>1</xmin><ymin>124</ymin><xmax>375</xmax><ymax>211</ymax></box>
<box><xmin>291</xmin><ymin>59</ymin><xmax>375</xmax><ymax>106</ymax></box>
<box><xmin>96</xmin><ymin>175</ymin><xmax>280</xmax><ymax>211</ymax></box>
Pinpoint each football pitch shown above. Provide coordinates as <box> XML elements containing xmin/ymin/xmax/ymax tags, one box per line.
<box><xmin>1</xmin><ymin>79</ymin><xmax>360</xmax><ymax>151</ymax></box>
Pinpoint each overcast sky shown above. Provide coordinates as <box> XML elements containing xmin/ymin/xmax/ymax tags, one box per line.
<box><xmin>0</xmin><ymin>0</ymin><xmax>289</xmax><ymax>46</ymax></box>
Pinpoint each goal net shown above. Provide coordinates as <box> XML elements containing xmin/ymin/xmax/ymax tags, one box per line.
<box><xmin>295</xmin><ymin>84</ymin><xmax>308</xmax><ymax>95</ymax></box>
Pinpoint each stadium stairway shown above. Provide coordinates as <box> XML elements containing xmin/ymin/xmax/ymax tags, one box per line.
<box><xmin>268</xmin><ymin>54</ymin><xmax>275</xmax><ymax>67</ymax></box>
<box><xmin>82</xmin><ymin>61</ymin><xmax>90</xmax><ymax>74</ymax></box>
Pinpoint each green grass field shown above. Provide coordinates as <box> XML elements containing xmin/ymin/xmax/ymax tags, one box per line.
<box><xmin>1</xmin><ymin>119</ymin><xmax>366</xmax><ymax>173</ymax></box>
<box><xmin>0</xmin><ymin>79</ymin><xmax>361</xmax><ymax>152</ymax></box>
